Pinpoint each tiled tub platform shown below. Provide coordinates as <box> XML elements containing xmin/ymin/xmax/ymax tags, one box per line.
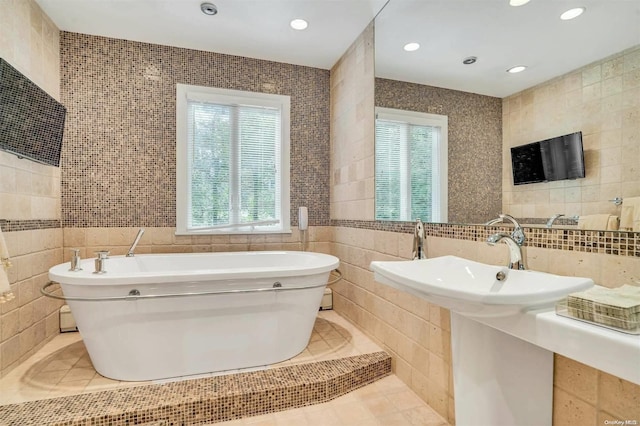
<box><xmin>0</xmin><ymin>352</ymin><xmax>391</xmax><ymax>425</ymax></box>
<box><xmin>0</xmin><ymin>312</ymin><xmax>392</xmax><ymax>425</ymax></box>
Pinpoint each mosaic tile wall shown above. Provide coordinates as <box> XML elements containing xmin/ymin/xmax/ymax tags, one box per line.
<box><xmin>375</xmin><ymin>78</ymin><xmax>503</xmax><ymax>224</ymax></box>
<box><xmin>60</xmin><ymin>32</ymin><xmax>331</xmax><ymax>228</ymax></box>
<box><xmin>503</xmin><ymin>45</ymin><xmax>640</xmax><ymax>220</ymax></box>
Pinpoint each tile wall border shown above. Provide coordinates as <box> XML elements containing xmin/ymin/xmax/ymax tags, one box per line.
<box><xmin>0</xmin><ymin>219</ymin><xmax>62</xmax><ymax>232</ymax></box>
<box><xmin>331</xmin><ymin>220</ymin><xmax>640</xmax><ymax>257</ymax></box>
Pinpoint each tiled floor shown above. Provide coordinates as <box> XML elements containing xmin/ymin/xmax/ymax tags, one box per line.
<box><xmin>0</xmin><ymin>310</ymin><xmax>448</xmax><ymax>425</ymax></box>
<box><xmin>214</xmin><ymin>374</ymin><xmax>449</xmax><ymax>426</ymax></box>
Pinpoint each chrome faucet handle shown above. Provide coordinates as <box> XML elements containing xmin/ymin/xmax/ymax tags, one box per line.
<box><xmin>69</xmin><ymin>249</ymin><xmax>82</xmax><ymax>271</ymax></box>
<box><xmin>93</xmin><ymin>250</ymin><xmax>109</xmax><ymax>274</ymax></box>
<box><xmin>95</xmin><ymin>250</ymin><xmax>110</xmax><ymax>259</ymax></box>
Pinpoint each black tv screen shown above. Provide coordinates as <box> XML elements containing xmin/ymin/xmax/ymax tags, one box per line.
<box><xmin>0</xmin><ymin>58</ymin><xmax>66</xmax><ymax>167</ymax></box>
<box><xmin>511</xmin><ymin>132</ymin><xmax>585</xmax><ymax>185</ymax></box>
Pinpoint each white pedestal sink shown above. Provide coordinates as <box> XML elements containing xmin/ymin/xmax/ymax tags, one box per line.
<box><xmin>370</xmin><ymin>255</ymin><xmax>594</xmax><ymax>426</ymax></box>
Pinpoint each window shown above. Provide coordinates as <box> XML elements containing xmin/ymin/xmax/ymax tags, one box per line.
<box><xmin>375</xmin><ymin>107</ymin><xmax>448</xmax><ymax>222</ymax></box>
<box><xmin>176</xmin><ymin>84</ymin><xmax>290</xmax><ymax>234</ymax></box>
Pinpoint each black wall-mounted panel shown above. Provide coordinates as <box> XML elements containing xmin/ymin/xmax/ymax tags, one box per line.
<box><xmin>0</xmin><ymin>58</ymin><xmax>66</xmax><ymax>166</ymax></box>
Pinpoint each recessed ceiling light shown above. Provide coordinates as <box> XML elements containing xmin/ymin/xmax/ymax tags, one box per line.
<box><xmin>509</xmin><ymin>0</ymin><xmax>531</xmax><ymax>6</ymax></box>
<box><xmin>507</xmin><ymin>65</ymin><xmax>527</xmax><ymax>73</ymax></box>
<box><xmin>463</xmin><ymin>56</ymin><xmax>477</xmax><ymax>65</ymax></box>
<box><xmin>560</xmin><ymin>7</ymin><xmax>585</xmax><ymax>20</ymax></box>
<box><xmin>200</xmin><ymin>2</ymin><xmax>217</xmax><ymax>16</ymax></box>
<box><xmin>290</xmin><ymin>19</ymin><xmax>308</xmax><ymax>30</ymax></box>
<box><xmin>403</xmin><ymin>42</ymin><xmax>420</xmax><ymax>52</ymax></box>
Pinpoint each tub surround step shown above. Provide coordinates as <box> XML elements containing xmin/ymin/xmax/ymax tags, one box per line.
<box><xmin>0</xmin><ymin>351</ymin><xmax>391</xmax><ymax>426</ymax></box>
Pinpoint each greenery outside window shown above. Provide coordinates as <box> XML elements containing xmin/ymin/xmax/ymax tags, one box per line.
<box><xmin>176</xmin><ymin>84</ymin><xmax>291</xmax><ymax>234</ymax></box>
<box><xmin>375</xmin><ymin>107</ymin><xmax>448</xmax><ymax>222</ymax></box>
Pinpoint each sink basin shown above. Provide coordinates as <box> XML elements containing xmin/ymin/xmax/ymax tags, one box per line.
<box><xmin>370</xmin><ymin>255</ymin><xmax>594</xmax><ymax>317</ymax></box>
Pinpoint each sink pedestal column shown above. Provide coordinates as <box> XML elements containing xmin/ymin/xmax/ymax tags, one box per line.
<box><xmin>451</xmin><ymin>313</ymin><xmax>553</xmax><ymax>426</ymax></box>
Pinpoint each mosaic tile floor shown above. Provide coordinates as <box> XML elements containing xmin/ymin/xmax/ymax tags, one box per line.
<box><xmin>0</xmin><ymin>310</ymin><xmax>448</xmax><ymax>425</ymax></box>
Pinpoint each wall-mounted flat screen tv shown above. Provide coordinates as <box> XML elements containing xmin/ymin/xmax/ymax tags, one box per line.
<box><xmin>510</xmin><ymin>131</ymin><xmax>585</xmax><ymax>185</ymax></box>
<box><xmin>0</xmin><ymin>58</ymin><xmax>66</xmax><ymax>167</ymax></box>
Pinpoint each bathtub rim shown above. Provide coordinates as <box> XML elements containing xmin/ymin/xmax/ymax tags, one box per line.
<box><xmin>49</xmin><ymin>250</ymin><xmax>340</xmax><ymax>286</ymax></box>
<box><xmin>42</xmin><ymin>270</ymin><xmax>342</xmax><ymax>302</ymax></box>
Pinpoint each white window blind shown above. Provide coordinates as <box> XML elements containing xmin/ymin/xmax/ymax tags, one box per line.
<box><xmin>176</xmin><ymin>85</ymin><xmax>290</xmax><ymax>234</ymax></box>
<box><xmin>375</xmin><ymin>108</ymin><xmax>448</xmax><ymax>223</ymax></box>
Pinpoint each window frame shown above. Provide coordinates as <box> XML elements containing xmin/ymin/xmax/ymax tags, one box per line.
<box><xmin>176</xmin><ymin>84</ymin><xmax>291</xmax><ymax>235</ymax></box>
<box><xmin>374</xmin><ymin>107</ymin><xmax>448</xmax><ymax>223</ymax></box>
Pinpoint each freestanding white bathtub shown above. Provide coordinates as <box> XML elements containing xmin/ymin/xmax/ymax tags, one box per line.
<box><xmin>47</xmin><ymin>251</ymin><xmax>339</xmax><ymax>381</ymax></box>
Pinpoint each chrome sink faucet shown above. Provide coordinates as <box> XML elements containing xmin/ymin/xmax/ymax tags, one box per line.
<box><xmin>546</xmin><ymin>213</ymin><xmax>565</xmax><ymax>228</ymax></box>
<box><xmin>487</xmin><ymin>233</ymin><xmax>526</xmax><ymax>270</ymax></box>
<box><xmin>485</xmin><ymin>213</ymin><xmax>526</xmax><ymax>246</ymax></box>
<box><xmin>126</xmin><ymin>228</ymin><xmax>145</xmax><ymax>257</ymax></box>
<box><xmin>413</xmin><ymin>219</ymin><xmax>426</xmax><ymax>260</ymax></box>
<box><xmin>486</xmin><ymin>214</ymin><xmax>527</xmax><ymax>270</ymax></box>
<box><xmin>546</xmin><ymin>214</ymin><xmax>579</xmax><ymax>228</ymax></box>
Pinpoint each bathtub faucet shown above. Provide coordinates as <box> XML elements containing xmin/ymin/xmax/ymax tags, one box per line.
<box><xmin>126</xmin><ymin>228</ymin><xmax>145</xmax><ymax>257</ymax></box>
<box><xmin>413</xmin><ymin>218</ymin><xmax>426</xmax><ymax>260</ymax></box>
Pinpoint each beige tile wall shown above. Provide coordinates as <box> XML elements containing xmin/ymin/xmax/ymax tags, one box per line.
<box><xmin>331</xmin><ymin>227</ymin><xmax>455</xmax><ymax>422</ymax></box>
<box><xmin>0</xmin><ymin>0</ymin><xmax>63</xmax><ymax>378</ymax></box>
<box><xmin>0</xmin><ymin>0</ymin><xmax>60</xmax><ymax>100</ymax></box>
<box><xmin>503</xmin><ymin>45</ymin><xmax>640</xmax><ymax>219</ymax></box>
<box><xmin>60</xmin><ymin>226</ymin><xmax>333</xmax><ymax>262</ymax></box>
<box><xmin>554</xmin><ymin>355</ymin><xmax>640</xmax><ymax>426</ymax></box>
<box><xmin>0</xmin><ymin>0</ymin><xmax>61</xmax><ymax>222</ymax></box>
<box><xmin>0</xmin><ymin>151</ymin><xmax>61</xmax><ymax>221</ymax></box>
<box><xmin>330</xmin><ymin>22</ymin><xmax>376</xmax><ymax>221</ymax></box>
<box><xmin>330</xmin><ymin>227</ymin><xmax>640</xmax><ymax>424</ymax></box>
<box><xmin>0</xmin><ymin>229</ymin><xmax>63</xmax><ymax>377</ymax></box>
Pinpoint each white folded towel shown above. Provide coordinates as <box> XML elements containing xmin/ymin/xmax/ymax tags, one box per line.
<box><xmin>577</xmin><ymin>214</ymin><xmax>619</xmax><ymax>231</ymax></box>
<box><xmin>620</xmin><ymin>197</ymin><xmax>640</xmax><ymax>231</ymax></box>
<box><xmin>0</xmin><ymin>228</ymin><xmax>14</xmax><ymax>303</ymax></box>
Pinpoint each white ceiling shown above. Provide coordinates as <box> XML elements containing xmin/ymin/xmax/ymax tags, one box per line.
<box><xmin>36</xmin><ymin>0</ymin><xmax>640</xmax><ymax>98</ymax></box>
<box><xmin>35</xmin><ymin>0</ymin><xmax>388</xmax><ymax>70</ymax></box>
<box><xmin>375</xmin><ymin>0</ymin><xmax>640</xmax><ymax>97</ymax></box>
